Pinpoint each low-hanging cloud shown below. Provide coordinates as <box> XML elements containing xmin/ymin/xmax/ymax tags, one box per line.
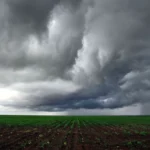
<box><xmin>0</xmin><ymin>0</ymin><xmax>150</xmax><ymax>114</ymax></box>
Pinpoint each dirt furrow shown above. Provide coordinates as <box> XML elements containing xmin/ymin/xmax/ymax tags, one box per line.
<box><xmin>71</xmin><ymin>125</ymin><xmax>79</xmax><ymax>150</ymax></box>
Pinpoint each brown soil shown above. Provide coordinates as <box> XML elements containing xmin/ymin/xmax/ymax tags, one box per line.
<box><xmin>0</xmin><ymin>125</ymin><xmax>149</xmax><ymax>150</ymax></box>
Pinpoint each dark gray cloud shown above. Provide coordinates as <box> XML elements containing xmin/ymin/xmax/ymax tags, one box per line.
<box><xmin>0</xmin><ymin>0</ymin><xmax>150</xmax><ymax>114</ymax></box>
<box><xmin>6</xmin><ymin>0</ymin><xmax>82</xmax><ymax>35</ymax></box>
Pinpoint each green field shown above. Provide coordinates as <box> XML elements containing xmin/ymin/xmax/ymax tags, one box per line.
<box><xmin>0</xmin><ymin>115</ymin><xmax>150</xmax><ymax>126</ymax></box>
<box><xmin>0</xmin><ymin>115</ymin><xmax>150</xmax><ymax>149</ymax></box>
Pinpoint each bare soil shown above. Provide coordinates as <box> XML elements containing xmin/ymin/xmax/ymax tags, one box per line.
<box><xmin>0</xmin><ymin>125</ymin><xmax>149</xmax><ymax>150</ymax></box>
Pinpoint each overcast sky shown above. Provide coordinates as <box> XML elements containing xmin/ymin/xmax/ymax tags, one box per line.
<box><xmin>0</xmin><ymin>0</ymin><xmax>150</xmax><ymax>115</ymax></box>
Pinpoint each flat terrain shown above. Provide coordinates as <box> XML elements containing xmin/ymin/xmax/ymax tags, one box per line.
<box><xmin>0</xmin><ymin>115</ymin><xmax>150</xmax><ymax>150</ymax></box>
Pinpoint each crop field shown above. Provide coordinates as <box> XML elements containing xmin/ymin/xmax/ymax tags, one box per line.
<box><xmin>0</xmin><ymin>115</ymin><xmax>150</xmax><ymax>150</ymax></box>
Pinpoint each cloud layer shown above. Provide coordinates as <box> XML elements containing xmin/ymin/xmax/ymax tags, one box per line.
<box><xmin>0</xmin><ymin>0</ymin><xmax>150</xmax><ymax>114</ymax></box>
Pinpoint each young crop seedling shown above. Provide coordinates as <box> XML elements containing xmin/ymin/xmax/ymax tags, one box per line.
<box><xmin>39</xmin><ymin>134</ymin><xmax>43</xmax><ymax>138</ymax></box>
<box><xmin>20</xmin><ymin>141</ymin><xmax>29</xmax><ymax>149</ymax></box>
<box><xmin>125</xmin><ymin>140</ymin><xmax>143</xmax><ymax>148</ymax></box>
<box><xmin>81</xmin><ymin>137</ymin><xmax>84</xmax><ymax>143</ymax></box>
<box><xmin>139</xmin><ymin>131</ymin><xmax>147</xmax><ymax>136</ymax></box>
<box><xmin>39</xmin><ymin>141</ymin><xmax>50</xmax><ymax>149</ymax></box>
<box><xmin>20</xmin><ymin>143</ymin><xmax>26</xmax><ymax>149</ymax></box>
<box><xmin>27</xmin><ymin>140</ymin><xmax>32</xmax><ymax>145</ymax></box>
<box><xmin>125</xmin><ymin>141</ymin><xmax>133</xmax><ymax>148</ymax></box>
<box><xmin>104</xmin><ymin>141</ymin><xmax>108</xmax><ymax>148</ymax></box>
<box><xmin>115</xmin><ymin>131</ymin><xmax>119</xmax><ymax>135</ymax></box>
<box><xmin>136</xmin><ymin>141</ymin><xmax>142</xmax><ymax>145</ymax></box>
<box><xmin>134</xmin><ymin>130</ymin><xmax>139</xmax><ymax>134</ymax></box>
<box><xmin>39</xmin><ymin>143</ymin><xmax>45</xmax><ymax>149</ymax></box>
<box><xmin>123</xmin><ymin>130</ymin><xmax>131</xmax><ymax>136</ymax></box>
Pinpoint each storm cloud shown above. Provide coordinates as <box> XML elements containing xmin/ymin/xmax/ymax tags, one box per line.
<box><xmin>0</xmin><ymin>0</ymin><xmax>150</xmax><ymax>115</ymax></box>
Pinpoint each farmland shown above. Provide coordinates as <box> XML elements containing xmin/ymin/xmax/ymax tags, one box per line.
<box><xmin>0</xmin><ymin>115</ymin><xmax>150</xmax><ymax>150</ymax></box>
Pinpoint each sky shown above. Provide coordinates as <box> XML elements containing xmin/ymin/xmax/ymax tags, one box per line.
<box><xmin>0</xmin><ymin>0</ymin><xmax>150</xmax><ymax>115</ymax></box>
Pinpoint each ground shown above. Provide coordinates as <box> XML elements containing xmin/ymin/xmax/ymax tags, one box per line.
<box><xmin>0</xmin><ymin>123</ymin><xmax>150</xmax><ymax>150</ymax></box>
